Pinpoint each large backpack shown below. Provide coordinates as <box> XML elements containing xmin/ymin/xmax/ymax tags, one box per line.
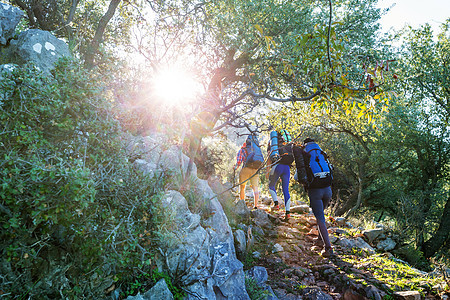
<box><xmin>269</xmin><ymin>129</ymin><xmax>294</xmax><ymax>165</ymax></box>
<box><xmin>244</xmin><ymin>134</ymin><xmax>264</xmax><ymax>169</ymax></box>
<box><xmin>304</xmin><ymin>141</ymin><xmax>333</xmax><ymax>188</ymax></box>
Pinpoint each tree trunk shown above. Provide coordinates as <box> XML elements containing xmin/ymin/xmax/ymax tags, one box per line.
<box><xmin>84</xmin><ymin>0</ymin><xmax>121</xmax><ymax>69</ymax></box>
<box><xmin>421</xmin><ymin>195</ymin><xmax>450</xmax><ymax>258</ymax></box>
<box><xmin>344</xmin><ymin>176</ymin><xmax>363</xmax><ymax>218</ymax></box>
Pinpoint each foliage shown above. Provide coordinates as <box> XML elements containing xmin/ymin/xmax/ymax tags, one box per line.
<box><xmin>245</xmin><ymin>275</ymin><xmax>270</xmax><ymax>300</ymax></box>
<box><xmin>151</xmin><ymin>270</ymin><xmax>186</xmax><ymax>300</ymax></box>
<box><xmin>341</xmin><ymin>253</ymin><xmax>442</xmax><ymax>294</ymax></box>
<box><xmin>0</xmin><ymin>60</ymin><xmax>165</xmax><ymax>298</ymax></box>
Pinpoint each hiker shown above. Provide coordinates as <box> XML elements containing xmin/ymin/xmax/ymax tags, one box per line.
<box><xmin>234</xmin><ymin>134</ymin><xmax>263</xmax><ymax>209</ymax></box>
<box><xmin>267</xmin><ymin>130</ymin><xmax>295</xmax><ymax>220</ymax></box>
<box><xmin>293</xmin><ymin>138</ymin><xmax>334</xmax><ymax>258</ymax></box>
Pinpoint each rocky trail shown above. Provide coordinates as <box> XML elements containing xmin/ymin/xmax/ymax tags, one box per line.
<box><xmin>235</xmin><ymin>196</ymin><xmax>448</xmax><ymax>300</ymax></box>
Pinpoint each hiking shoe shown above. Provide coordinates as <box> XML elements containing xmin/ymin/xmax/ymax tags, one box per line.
<box><xmin>284</xmin><ymin>213</ymin><xmax>290</xmax><ymax>222</ymax></box>
<box><xmin>272</xmin><ymin>203</ymin><xmax>279</xmax><ymax>210</ymax></box>
<box><xmin>320</xmin><ymin>247</ymin><xmax>334</xmax><ymax>258</ymax></box>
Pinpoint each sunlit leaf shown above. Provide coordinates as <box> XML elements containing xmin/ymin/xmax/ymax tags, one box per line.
<box><xmin>357</xmin><ymin>110</ymin><xmax>365</xmax><ymax>119</ymax></box>
<box><xmin>254</xmin><ymin>24</ymin><xmax>263</xmax><ymax>34</ymax></box>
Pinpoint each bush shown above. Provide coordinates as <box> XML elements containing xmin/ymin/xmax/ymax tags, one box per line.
<box><xmin>0</xmin><ymin>60</ymin><xmax>164</xmax><ymax>298</ymax></box>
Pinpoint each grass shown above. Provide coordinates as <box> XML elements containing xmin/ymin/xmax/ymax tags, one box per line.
<box><xmin>339</xmin><ymin>253</ymin><xmax>446</xmax><ymax>295</ymax></box>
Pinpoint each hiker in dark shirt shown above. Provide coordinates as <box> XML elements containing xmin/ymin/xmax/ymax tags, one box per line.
<box><xmin>294</xmin><ymin>138</ymin><xmax>334</xmax><ymax>258</ymax></box>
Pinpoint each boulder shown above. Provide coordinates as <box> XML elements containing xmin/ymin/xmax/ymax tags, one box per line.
<box><xmin>302</xmin><ymin>287</ymin><xmax>333</xmax><ymax>300</ymax></box>
<box><xmin>362</xmin><ymin>228</ymin><xmax>384</xmax><ymax>243</ymax></box>
<box><xmin>146</xmin><ymin>279</ymin><xmax>173</xmax><ymax>299</ymax></box>
<box><xmin>0</xmin><ymin>2</ymin><xmax>23</xmax><ymax>45</ymax></box>
<box><xmin>234</xmin><ymin>199</ymin><xmax>250</xmax><ymax>221</ymax></box>
<box><xmin>272</xmin><ymin>243</ymin><xmax>284</xmax><ymax>253</ymax></box>
<box><xmin>376</xmin><ymin>238</ymin><xmax>396</xmax><ymax>251</ymax></box>
<box><xmin>158</xmin><ymin>193</ymin><xmax>250</xmax><ymax>299</ymax></box>
<box><xmin>4</xmin><ymin>29</ymin><xmax>71</xmax><ymax>73</ymax></box>
<box><xmin>290</xmin><ymin>204</ymin><xmax>310</xmax><ymax>214</ymax></box>
<box><xmin>393</xmin><ymin>291</ymin><xmax>421</xmax><ymax>300</ymax></box>
<box><xmin>246</xmin><ymin>266</ymin><xmax>268</xmax><ymax>286</ymax></box>
<box><xmin>126</xmin><ymin>279</ymin><xmax>174</xmax><ymax>300</ymax></box>
<box><xmin>159</xmin><ymin>145</ymin><xmax>197</xmax><ymax>179</ymax></box>
<box><xmin>233</xmin><ymin>229</ymin><xmax>246</xmax><ymax>260</ymax></box>
<box><xmin>334</xmin><ymin>217</ymin><xmax>346</xmax><ymax>227</ymax></box>
<box><xmin>251</xmin><ymin>209</ymin><xmax>273</xmax><ymax>229</ymax></box>
<box><xmin>245</xmin><ymin>267</ymin><xmax>278</xmax><ymax>300</ymax></box>
<box><xmin>133</xmin><ymin>159</ymin><xmax>157</xmax><ymax>178</ymax></box>
<box><xmin>337</xmin><ymin>237</ymin><xmax>375</xmax><ymax>254</ymax></box>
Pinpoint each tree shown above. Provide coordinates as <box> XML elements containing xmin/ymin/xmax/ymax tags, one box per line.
<box><xmin>9</xmin><ymin>0</ymin><xmax>127</xmax><ymax>68</ymax></box>
<box><xmin>398</xmin><ymin>21</ymin><xmax>450</xmax><ymax>257</ymax></box>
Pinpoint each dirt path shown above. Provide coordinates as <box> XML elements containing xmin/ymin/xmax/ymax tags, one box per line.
<box><xmin>243</xmin><ymin>201</ymin><xmax>442</xmax><ymax>300</ymax></box>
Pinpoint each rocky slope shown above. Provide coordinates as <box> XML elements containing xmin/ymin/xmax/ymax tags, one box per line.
<box><xmin>234</xmin><ymin>196</ymin><xmax>449</xmax><ymax>300</ymax></box>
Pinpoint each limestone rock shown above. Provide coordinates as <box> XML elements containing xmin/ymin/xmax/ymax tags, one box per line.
<box><xmin>233</xmin><ymin>229</ymin><xmax>246</xmax><ymax>260</ymax></box>
<box><xmin>337</xmin><ymin>237</ymin><xmax>375</xmax><ymax>254</ymax></box>
<box><xmin>144</xmin><ymin>279</ymin><xmax>174</xmax><ymax>300</ymax></box>
<box><xmin>393</xmin><ymin>291</ymin><xmax>421</xmax><ymax>300</ymax></box>
<box><xmin>4</xmin><ymin>29</ymin><xmax>71</xmax><ymax>73</ymax></box>
<box><xmin>376</xmin><ymin>237</ymin><xmax>396</xmax><ymax>251</ymax></box>
<box><xmin>290</xmin><ymin>204</ymin><xmax>311</xmax><ymax>214</ymax></box>
<box><xmin>251</xmin><ymin>209</ymin><xmax>273</xmax><ymax>229</ymax></box>
<box><xmin>0</xmin><ymin>2</ymin><xmax>23</xmax><ymax>45</ymax></box>
<box><xmin>362</xmin><ymin>228</ymin><xmax>384</xmax><ymax>243</ymax></box>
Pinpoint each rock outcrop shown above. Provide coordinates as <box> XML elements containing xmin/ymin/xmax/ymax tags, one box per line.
<box><xmin>0</xmin><ymin>2</ymin><xmax>23</xmax><ymax>45</ymax></box>
<box><xmin>0</xmin><ymin>3</ymin><xmax>71</xmax><ymax>73</ymax></box>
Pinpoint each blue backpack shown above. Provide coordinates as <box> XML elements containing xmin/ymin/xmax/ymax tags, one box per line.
<box><xmin>244</xmin><ymin>134</ymin><xmax>264</xmax><ymax>169</ymax></box>
<box><xmin>304</xmin><ymin>141</ymin><xmax>333</xmax><ymax>188</ymax></box>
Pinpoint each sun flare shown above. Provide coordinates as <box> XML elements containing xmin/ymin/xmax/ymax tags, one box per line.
<box><xmin>151</xmin><ymin>66</ymin><xmax>201</xmax><ymax>106</ymax></box>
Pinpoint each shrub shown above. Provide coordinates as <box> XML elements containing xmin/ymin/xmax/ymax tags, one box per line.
<box><xmin>245</xmin><ymin>275</ymin><xmax>270</xmax><ymax>300</ymax></box>
<box><xmin>0</xmin><ymin>60</ymin><xmax>164</xmax><ymax>298</ymax></box>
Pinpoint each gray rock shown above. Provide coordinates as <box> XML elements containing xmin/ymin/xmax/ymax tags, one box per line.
<box><xmin>4</xmin><ymin>29</ymin><xmax>71</xmax><ymax>73</ymax></box>
<box><xmin>144</xmin><ymin>279</ymin><xmax>173</xmax><ymax>300</ymax></box>
<box><xmin>362</xmin><ymin>228</ymin><xmax>384</xmax><ymax>243</ymax></box>
<box><xmin>376</xmin><ymin>237</ymin><xmax>396</xmax><ymax>251</ymax></box>
<box><xmin>251</xmin><ymin>209</ymin><xmax>273</xmax><ymax>229</ymax></box>
<box><xmin>234</xmin><ymin>229</ymin><xmax>246</xmax><ymax>260</ymax></box>
<box><xmin>0</xmin><ymin>2</ymin><xmax>23</xmax><ymax>45</ymax></box>
<box><xmin>290</xmin><ymin>205</ymin><xmax>310</xmax><ymax>214</ymax></box>
<box><xmin>334</xmin><ymin>217</ymin><xmax>346</xmax><ymax>227</ymax></box>
<box><xmin>337</xmin><ymin>237</ymin><xmax>375</xmax><ymax>254</ymax></box>
<box><xmin>246</xmin><ymin>267</ymin><xmax>278</xmax><ymax>299</ymax></box>
<box><xmin>393</xmin><ymin>290</ymin><xmax>421</xmax><ymax>300</ymax></box>
<box><xmin>235</xmin><ymin>199</ymin><xmax>251</xmax><ymax>220</ymax></box>
<box><xmin>302</xmin><ymin>287</ymin><xmax>332</xmax><ymax>300</ymax></box>
<box><xmin>159</xmin><ymin>145</ymin><xmax>197</xmax><ymax>179</ymax></box>
<box><xmin>209</xmin><ymin>243</ymin><xmax>249</xmax><ymax>299</ymax></box>
<box><xmin>365</xmin><ymin>285</ymin><xmax>382</xmax><ymax>300</ymax></box>
<box><xmin>133</xmin><ymin>159</ymin><xmax>157</xmax><ymax>178</ymax></box>
<box><xmin>125</xmin><ymin>292</ymin><xmax>145</xmax><ymax>300</ymax></box>
<box><xmin>272</xmin><ymin>243</ymin><xmax>284</xmax><ymax>253</ymax></box>
<box><xmin>246</xmin><ymin>266</ymin><xmax>268</xmax><ymax>285</ymax></box>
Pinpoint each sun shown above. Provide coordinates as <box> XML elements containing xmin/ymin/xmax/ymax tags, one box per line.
<box><xmin>151</xmin><ymin>66</ymin><xmax>201</xmax><ymax>106</ymax></box>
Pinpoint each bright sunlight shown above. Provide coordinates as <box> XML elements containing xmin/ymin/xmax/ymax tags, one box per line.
<box><xmin>151</xmin><ymin>66</ymin><xmax>202</xmax><ymax>106</ymax></box>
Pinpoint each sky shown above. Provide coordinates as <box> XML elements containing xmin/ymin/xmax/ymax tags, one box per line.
<box><xmin>377</xmin><ymin>0</ymin><xmax>449</xmax><ymax>33</ymax></box>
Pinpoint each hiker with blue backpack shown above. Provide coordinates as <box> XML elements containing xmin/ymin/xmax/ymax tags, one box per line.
<box><xmin>234</xmin><ymin>134</ymin><xmax>264</xmax><ymax>209</ymax></box>
<box><xmin>267</xmin><ymin>129</ymin><xmax>295</xmax><ymax>221</ymax></box>
<box><xmin>293</xmin><ymin>138</ymin><xmax>334</xmax><ymax>258</ymax></box>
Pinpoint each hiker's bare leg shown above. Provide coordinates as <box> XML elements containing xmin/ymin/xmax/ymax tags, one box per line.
<box><xmin>253</xmin><ymin>188</ymin><xmax>259</xmax><ymax>208</ymax></box>
<box><xmin>239</xmin><ymin>183</ymin><xmax>246</xmax><ymax>200</ymax></box>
